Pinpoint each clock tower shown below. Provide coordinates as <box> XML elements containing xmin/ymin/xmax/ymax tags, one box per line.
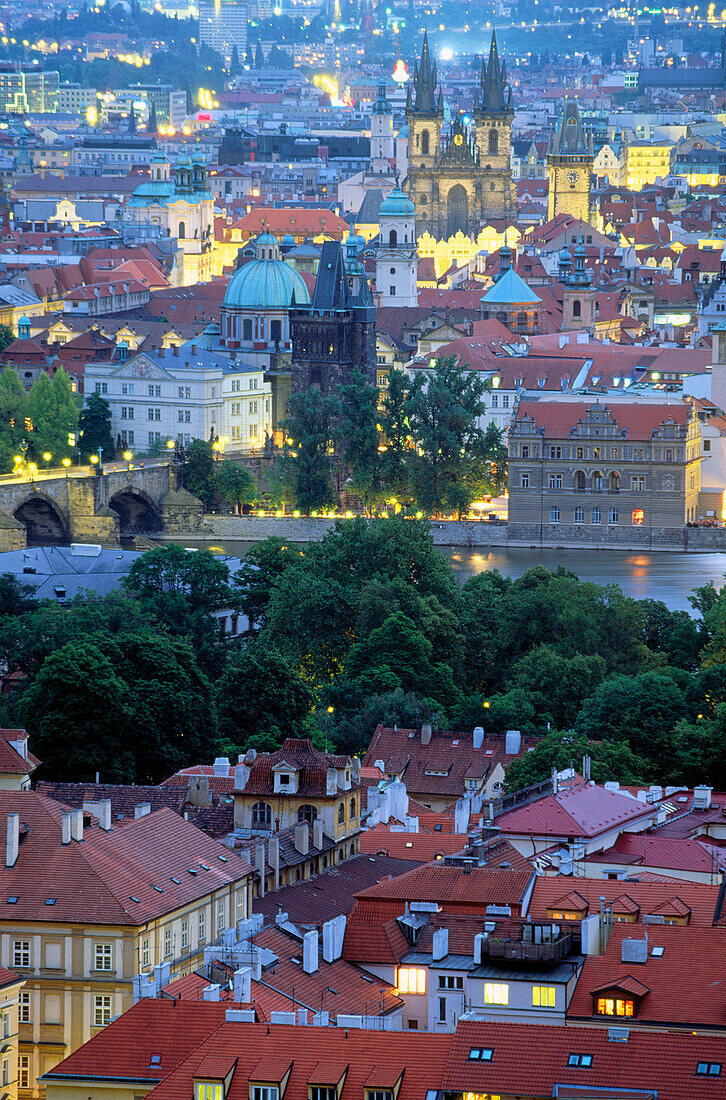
<box><xmin>546</xmin><ymin>99</ymin><xmax>593</xmax><ymax>224</ymax></box>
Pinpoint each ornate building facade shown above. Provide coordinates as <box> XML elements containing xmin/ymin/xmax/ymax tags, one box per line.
<box><xmin>404</xmin><ymin>31</ymin><xmax>516</xmax><ymax>240</ymax></box>
<box><xmin>546</xmin><ymin>100</ymin><xmax>594</xmax><ymax>224</ymax></box>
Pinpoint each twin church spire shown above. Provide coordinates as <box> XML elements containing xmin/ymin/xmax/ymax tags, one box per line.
<box><xmin>408</xmin><ymin>30</ymin><xmax>512</xmax><ymax>116</ymax></box>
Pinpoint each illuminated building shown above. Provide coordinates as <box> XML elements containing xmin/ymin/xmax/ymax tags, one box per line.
<box><xmin>0</xmin><ymin>69</ymin><xmax>59</xmax><ymax>114</ymax></box>
<box><xmin>198</xmin><ymin>0</ymin><xmax>248</xmax><ymax>64</ymax></box>
<box><xmin>546</xmin><ymin>99</ymin><xmax>594</xmax><ymax>224</ymax></box>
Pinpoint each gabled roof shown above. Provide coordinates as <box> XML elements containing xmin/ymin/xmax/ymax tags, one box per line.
<box><xmin>513</xmin><ymin>399</ymin><xmax>690</xmax><ymax>442</ymax></box>
<box><xmin>0</xmin><ymin>729</ymin><xmax>38</xmax><ymax>776</ymax></box>
<box><xmin>528</xmin><ymin>877</ymin><xmax>720</xmax><ymax>929</ymax></box>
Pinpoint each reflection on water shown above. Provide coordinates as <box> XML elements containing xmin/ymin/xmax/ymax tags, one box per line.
<box><xmin>160</xmin><ymin>536</ymin><xmax>726</xmax><ymax>613</ymax></box>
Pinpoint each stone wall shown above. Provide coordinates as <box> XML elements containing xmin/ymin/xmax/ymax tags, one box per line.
<box><xmin>207</xmin><ymin>515</ymin><xmax>510</xmax><ymax>547</ymax></box>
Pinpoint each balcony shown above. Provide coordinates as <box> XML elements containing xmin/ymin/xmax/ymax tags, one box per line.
<box><xmin>478</xmin><ymin>930</ymin><xmax>573</xmax><ymax>964</ymax></box>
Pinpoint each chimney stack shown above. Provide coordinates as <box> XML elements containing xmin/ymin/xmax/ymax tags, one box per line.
<box><xmin>313</xmin><ymin>819</ymin><xmax>323</xmax><ymax>850</ymax></box>
<box><xmin>97</xmin><ymin>799</ymin><xmax>112</xmax><ymax>831</ymax></box>
<box><xmin>134</xmin><ymin>803</ymin><xmax>151</xmax><ymax>819</ymax></box>
<box><xmin>233</xmin><ymin>966</ymin><xmax>252</xmax><ymax>1003</ymax></box>
<box><xmin>473</xmin><ymin>726</ymin><xmax>484</xmax><ymax>750</ymax></box>
<box><xmin>62</xmin><ymin>812</ymin><xmax>72</xmax><ymax>845</ymax></box>
<box><xmin>5</xmin><ymin>813</ymin><xmax>19</xmax><ymax>867</ymax></box>
<box><xmin>421</xmin><ymin>723</ymin><xmax>432</xmax><ymax>746</ymax></box>
<box><xmin>255</xmin><ymin>841</ymin><xmax>266</xmax><ymax>898</ymax></box>
<box><xmin>70</xmin><ymin>808</ymin><xmax>83</xmax><ymax>842</ymax></box>
<box><xmin>268</xmin><ymin>836</ymin><xmax>280</xmax><ymax>891</ymax></box>
<box><xmin>294</xmin><ymin>823</ymin><xmax>309</xmax><ymax>856</ymax></box>
<box><xmin>302</xmin><ymin>930</ymin><xmax>319</xmax><ymax>974</ymax></box>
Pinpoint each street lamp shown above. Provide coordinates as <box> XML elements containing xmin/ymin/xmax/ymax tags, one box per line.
<box><xmin>324</xmin><ymin>705</ymin><xmax>334</xmax><ymax>753</ymax></box>
<box><xmin>62</xmin><ymin>457</ymin><xmax>71</xmax><ymax>479</ymax></box>
<box><xmin>42</xmin><ymin>452</ymin><xmax>51</xmax><ymax>472</ymax></box>
<box><xmin>123</xmin><ymin>450</ymin><xmax>133</xmax><ymax>469</ymax></box>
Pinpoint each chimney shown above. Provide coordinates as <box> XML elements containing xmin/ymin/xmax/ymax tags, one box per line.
<box><xmin>505</xmin><ymin>730</ymin><xmax>522</xmax><ymax>755</ymax></box>
<box><xmin>313</xmin><ymin>819</ymin><xmax>323</xmax><ymax>850</ymax></box>
<box><xmin>473</xmin><ymin>726</ymin><xmax>484</xmax><ymax>749</ymax></box>
<box><xmin>62</xmin><ymin>812</ymin><xmax>72</xmax><ymax>845</ymax></box>
<box><xmin>173</xmin><ymin>344</ymin><xmax>179</xmax><ymax>357</ymax></box>
<box><xmin>134</xmin><ymin>803</ymin><xmax>151</xmax><ymax>819</ymax></box>
<box><xmin>421</xmin><ymin>723</ymin><xmax>432</xmax><ymax>746</ymax></box>
<box><xmin>432</xmin><ymin>927</ymin><xmax>449</xmax><ymax>961</ymax></box>
<box><xmin>322</xmin><ymin>918</ymin><xmax>336</xmax><ymax>963</ymax></box>
<box><xmin>302</xmin><ymin>929</ymin><xmax>318</xmax><ymax>974</ymax></box>
<box><xmin>255</xmin><ymin>841</ymin><xmax>266</xmax><ymax>898</ymax></box>
<box><xmin>97</xmin><ymin>799</ymin><xmax>112</xmax><ymax>831</ymax></box>
<box><xmin>268</xmin><ymin>836</ymin><xmax>280</xmax><ymax>890</ymax></box>
<box><xmin>202</xmin><ymin>984</ymin><xmax>221</xmax><ymax>1001</ymax></box>
<box><xmin>583</xmin><ymin>754</ymin><xmax>591</xmax><ymax>782</ymax></box>
<box><xmin>474</xmin><ymin>932</ymin><xmax>485</xmax><ymax>965</ymax></box>
<box><xmin>294</xmin><ymin>823</ymin><xmax>309</xmax><ymax>856</ymax></box>
<box><xmin>213</xmin><ymin>757</ymin><xmax>230</xmax><ymax>777</ymax></box>
<box><xmin>70</xmin><ymin>808</ymin><xmax>83</xmax><ymax>842</ymax></box>
<box><xmin>5</xmin><ymin>813</ymin><xmax>19</xmax><ymax>867</ymax></box>
<box><xmin>233</xmin><ymin>966</ymin><xmax>251</xmax><ymax>1003</ymax></box>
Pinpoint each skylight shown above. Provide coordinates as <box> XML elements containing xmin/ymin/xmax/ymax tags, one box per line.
<box><xmin>697</xmin><ymin>1063</ymin><xmax>722</xmax><ymax>1077</ymax></box>
<box><xmin>568</xmin><ymin>1054</ymin><xmax>592</xmax><ymax>1068</ymax></box>
<box><xmin>468</xmin><ymin>1048</ymin><xmax>493</xmax><ymax>1062</ymax></box>
<box><xmin>130</xmin><ymin>896</ymin><xmax>140</xmax><ymax>903</ymax></box>
<box><xmin>7</xmin><ymin>897</ymin><xmax>18</xmax><ymax>904</ymax></box>
<box><xmin>170</xmin><ymin>877</ymin><xmax>180</xmax><ymax>884</ymax></box>
<box><xmin>45</xmin><ymin>898</ymin><xmax>56</xmax><ymax>906</ymax></box>
<box><xmin>651</xmin><ymin>946</ymin><xmax>664</xmax><ymax>957</ymax></box>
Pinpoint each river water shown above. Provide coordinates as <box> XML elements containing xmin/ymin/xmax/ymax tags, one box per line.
<box><xmin>167</xmin><ymin>536</ymin><xmax>726</xmax><ymax>612</ymax></box>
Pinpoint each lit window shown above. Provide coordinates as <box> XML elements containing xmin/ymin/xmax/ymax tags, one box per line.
<box><xmin>397</xmin><ymin>967</ymin><xmax>426</xmax><ymax>994</ymax></box>
<box><xmin>93</xmin><ymin>995</ymin><xmax>112</xmax><ymax>1027</ymax></box>
<box><xmin>632</xmin><ymin>509</ymin><xmax>644</xmax><ymax>526</ymax></box>
<box><xmin>94</xmin><ymin>943</ymin><xmax>113</xmax><ymax>971</ymax></box>
<box><xmin>532</xmin><ymin>985</ymin><xmax>556</xmax><ymax>1007</ymax></box>
<box><xmin>484</xmin><ymin>983</ymin><xmax>509</xmax><ymax>1005</ymax></box>
<box><xmin>596</xmin><ymin>997</ymin><xmax>633</xmax><ymax>1017</ymax></box>
<box><xmin>196</xmin><ymin>1084</ymin><xmax>224</xmax><ymax>1100</ymax></box>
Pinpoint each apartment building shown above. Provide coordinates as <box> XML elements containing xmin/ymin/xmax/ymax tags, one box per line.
<box><xmin>0</xmin><ymin>792</ymin><xmax>253</xmax><ymax>1097</ymax></box>
<box><xmin>507</xmin><ymin>396</ymin><xmax>701</xmax><ymax>547</ymax></box>
<box><xmin>0</xmin><ymin>969</ymin><xmax>25</xmax><ymax>1100</ymax></box>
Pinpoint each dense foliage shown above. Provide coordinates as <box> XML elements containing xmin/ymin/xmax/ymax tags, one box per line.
<box><xmin>0</xmin><ymin>367</ymin><xmax>80</xmax><ymax>472</ymax></box>
<box><xmin>2</xmin><ymin>524</ymin><xmax>726</xmax><ymax>790</ymax></box>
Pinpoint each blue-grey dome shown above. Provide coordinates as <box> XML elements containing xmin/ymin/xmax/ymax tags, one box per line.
<box><xmin>379</xmin><ymin>186</ymin><xmax>415</xmax><ymax>217</ymax></box>
<box><xmin>281</xmin><ymin>232</ymin><xmax>296</xmax><ymax>246</ymax></box>
<box><xmin>223</xmin><ymin>259</ymin><xmax>310</xmax><ymax>310</ymax></box>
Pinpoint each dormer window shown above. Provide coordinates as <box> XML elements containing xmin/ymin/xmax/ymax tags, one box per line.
<box><xmin>197</xmin><ymin>1085</ymin><xmax>223</xmax><ymax>1100</ymax></box>
<box><xmin>252</xmin><ymin>1089</ymin><xmax>279</xmax><ymax>1100</ymax></box>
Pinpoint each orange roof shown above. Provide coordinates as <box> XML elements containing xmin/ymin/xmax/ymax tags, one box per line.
<box><xmin>231</xmin><ymin>208</ymin><xmax>349</xmax><ymax>241</ymax></box>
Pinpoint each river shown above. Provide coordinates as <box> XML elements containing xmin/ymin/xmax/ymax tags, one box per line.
<box><xmin>162</xmin><ymin>536</ymin><xmax>726</xmax><ymax>612</ymax></box>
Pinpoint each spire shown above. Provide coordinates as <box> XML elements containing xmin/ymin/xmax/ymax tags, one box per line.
<box><xmin>413</xmin><ymin>30</ymin><xmax>438</xmax><ymax>113</ymax></box>
<box><xmin>550</xmin><ymin>99</ymin><xmax>589</xmax><ymax>157</ymax></box>
<box><xmin>437</xmin><ymin>86</ymin><xmax>443</xmax><ymax>111</ymax></box>
<box><xmin>481</xmin><ymin>30</ymin><xmax>506</xmax><ymax>111</ymax></box>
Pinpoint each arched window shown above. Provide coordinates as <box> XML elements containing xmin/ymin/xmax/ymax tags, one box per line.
<box><xmin>421</xmin><ymin>129</ymin><xmax>430</xmax><ymax>155</ymax></box>
<box><xmin>178</xmin><ymin>220</ymin><xmax>186</xmax><ymax>240</ymax></box>
<box><xmin>573</xmin><ymin>299</ymin><xmax>581</xmax><ymax>318</ymax></box>
<box><xmin>420</xmin><ymin>193</ymin><xmax>428</xmax><ymax>205</ymax></box>
<box><xmin>338</xmin><ymin>802</ymin><xmax>345</xmax><ymax>824</ymax></box>
<box><xmin>243</xmin><ymin>319</ymin><xmax>252</xmax><ymax>341</ymax></box>
<box><xmin>516</xmin><ymin>310</ymin><xmax>527</xmax><ymax>332</ymax></box>
<box><xmin>575</xmin><ymin>471</ymin><xmax>586</xmax><ymax>491</ymax></box>
<box><xmin>632</xmin><ymin>508</ymin><xmax>644</xmax><ymax>526</ymax></box>
<box><xmin>298</xmin><ymin>804</ymin><xmax>317</xmax><ymax>824</ymax></box>
<box><xmin>496</xmin><ymin>311</ymin><xmax>508</xmax><ymax>325</ymax></box>
<box><xmin>270</xmin><ymin>319</ymin><xmax>282</xmax><ymax>342</ymax></box>
<box><xmin>252</xmin><ymin>802</ymin><xmax>271</xmax><ymax>827</ymax></box>
<box><xmin>489</xmin><ymin>128</ymin><xmax>498</xmax><ymax>155</ymax></box>
<box><xmin>609</xmin><ymin>472</ymin><xmax>620</xmax><ymax>493</ymax></box>
<box><xmin>592</xmin><ymin>470</ymin><xmax>603</xmax><ymax>491</ymax></box>
<box><xmin>350</xmin><ymin>797</ymin><xmax>356</xmax><ymax>819</ymax></box>
<box><xmin>389</xmin><ymin>228</ymin><xmax>398</xmax><ymax>246</ymax></box>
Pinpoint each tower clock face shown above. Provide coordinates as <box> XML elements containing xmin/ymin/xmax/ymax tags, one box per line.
<box><xmin>567</xmin><ymin>170</ymin><xmax>579</xmax><ymax>184</ymax></box>
<box><xmin>454</xmin><ymin>133</ymin><xmax>464</xmax><ymax>146</ymax></box>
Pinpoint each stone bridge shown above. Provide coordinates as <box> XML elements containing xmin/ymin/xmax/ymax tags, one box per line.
<box><xmin>0</xmin><ymin>462</ymin><xmax>205</xmax><ymax>549</ymax></box>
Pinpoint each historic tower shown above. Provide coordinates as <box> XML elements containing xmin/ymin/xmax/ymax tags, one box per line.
<box><xmin>547</xmin><ymin>99</ymin><xmax>594</xmax><ymax>224</ymax></box>
<box><xmin>370</xmin><ymin>79</ymin><xmax>395</xmax><ymax>176</ymax></box>
<box><xmin>376</xmin><ymin>186</ymin><xmax>418</xmax><ymax>307</ymax></box>
<box><xmin>559</xmin><ymin>234</ymin><xmax>595</xmax><ymax>333</ymax></box>
<box><xmin>404</xmin><ymin>31</ymin><xmax>515</xmax><ymax>241</ymax></box>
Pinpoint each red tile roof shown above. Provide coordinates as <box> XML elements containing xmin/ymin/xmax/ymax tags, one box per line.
<box><xmin>0</xmin><ymin>792</ymin><xmax>252</xmax><ymax>925</ymax></box>
<box><xmin>353</xmin><ymin>864</ymin><xmax>533</xmax><ymax>908</ymax></box>
<box><xmin>0</xmin><ymin>729</ymin><xmax>38</xmax><ymax>775</ymax></box>
<box><xmin>514</xmin><ymin>399</ymin><xmax>691</xmax><ymax>441</ymax></box>
<box><xmin>528</xmin><ymin>877</ymin><xmax>721</xmax><ymax>929</ymax></box>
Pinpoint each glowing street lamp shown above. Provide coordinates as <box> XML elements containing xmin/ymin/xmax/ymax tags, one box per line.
<box><xmin>42</xmin><ymin>452</ymin><xmax>52</xmax><ymax>472</ymax></box>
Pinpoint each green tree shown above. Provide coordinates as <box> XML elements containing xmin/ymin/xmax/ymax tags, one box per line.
<box><xmin>183</xmin><ymin>439</ymin><xmax>216</xmax><ymax>508</ymax></box>
<box><xmin>0</xmin><ymin>324</ymin><xmax>15</xmax><ymax>352</ymax></box>
<box><xmin>503</xmin><ymin>730</ymin><xmax>648</xmax><ymax>792</ymax></box>
<box><xmin>277</xmin><ymin>388</ymin><xmax>339</xmax><ymax>513</ymax></box>
<box><xmin>232</xmin><ymin>538</ymin><xmax>305</xmax><ymax>628</ymax></box>
<box><xmin>26</xmin><ymin>368</ymin><xmax>79</xmax><ymax>461</ymax></box>
<box><xmin>123</xmin><ymin>544</ymin><xmax>230</xmax><ymax>611</ymax></box>
<box><xmin>405</xmin><ymin>356</ymin><xmax>487</xmax><ymax>515</ymax></box>
<box><xmin>345</xmin><ymin>611</ymin><xmax>460</xmax><ymax>707</ymax></box>
<box><xmin>459</xmin><ymin>570</ymin><xmax>511</xmax><ymax>693</ymax></box>
<box><xmin>338</xmin><ymin>369</ymin><xmax>381</xmax><ymax>512</ymax></box>
<box><xmin>217</xmin><ymin>641</ymin><xmax>313</xmax><ymax>749</ymax></box>
<box><xmin>0</xmin><ymin>366</ymin><xmax>28</xmax><ymax>472</ymax></box>
<box><xmin>507</xmin><ymin>644</ymin><xmax>607</xmax><ymax>728</ymax></box>
<box><xmin>576</xmin><ymin>670</ymin><xmax>688</xmax><ymax>765</ymax></box>
<box><xmin>215</xmin><ymin>461</ymin><xmax>256</xmax><ymax>512</ymax></box>
<box><xmin>78</xmin><ymin>392</ymin><xmax>115</xmax><ymax>460</ymax></box>
<box><xmin>378</xmin><ymin>367</ymin><xmax>412</xmax><ymax>504</ymax></box>
<box><xmin>20</xmin><ymin>643</ymin><xmax>132</xmax><ymax>781</ymax></box>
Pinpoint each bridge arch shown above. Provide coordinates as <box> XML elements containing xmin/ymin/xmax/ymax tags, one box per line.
<box><xmin>14</xmin><ymin>496</ymin><xmax>69</xmax><ymax>546</ymax></box>
<box><xmin>108</xmin><ymin>489</ymin><xmax>162</xmax><ymax>537</ymax></box>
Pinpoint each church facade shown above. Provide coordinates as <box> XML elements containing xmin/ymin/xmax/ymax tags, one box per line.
<box><xmin>404</xmin><ymin>32</ymin><xmax>516</xmax><ymax>240</ymax></box>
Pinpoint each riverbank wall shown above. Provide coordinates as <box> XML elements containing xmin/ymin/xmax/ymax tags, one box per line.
<box><xmin>199</xmin><ymin>515</ymin><xmax>726</xmax><ymax>552</ymax></box>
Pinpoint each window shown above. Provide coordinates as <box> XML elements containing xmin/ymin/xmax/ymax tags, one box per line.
<box><xmin>439</xmin><ymin>996</ymin><xmax>446</xmax><ymax>1022</ymax></box>
<box><xmin>591</xmin><ymin>507</ymin><xmax>601</xmax><ymax>525</ymax></box>
<box><xmin>147</xmin><ymin>407</ymin><xmax>161</xmax><ymax>421</ymax></box>
<box><xmin>19</xmin><ymin>993</ymin><xmax>30</xmax><ymax>1023</ymax></box>
<box><xmin>575</xmin><ymin>470</ymin><xmax>586</xmax><ymax>490</ymax></box>
<box><xmin>631</xmin><ymin>476</ymin><xmax>645</xmax><ymax>491</ymax></box>
<box><xmin>549</xmin><ymin>506</ymin><xmax>560</xmax><ymax>524</ymax></box>
<box><xmin>252</xmin><ymin>1087</ymin><xmax>279</xmax><ymax>1100</ymax></box>
<box><xmin>573</xmin><ymin>299</ymin><xmax>581</xmax><ymax>318</ymax></box>
<box><xmin>548</xmin><ymin>474</ymin><xmax>562</xmax><ymax>489</ymax></box>
<box><xmin>468</xmin><ymin>1048</ymin><xmax>493</xmax><ymax>1062</ymax></box>
<box><xmin>243</xmin><ymin>319</ymin><xmax>253</xmax><ymax>340</ymax></box>
<box><xmin>338</xmin><ymin>802</ymin><xmax>345</xmax><ymax>824</ymax></box>
<box><xmin>397</xmin><ymin>967</ymin><xmax>426</xmax><ymax>994</ymax></box>
<box><xmin>491</xmin><ymin>394</ymin><xmax>498</xmax><ymax>407</ymax></box>
<box><xmin>142</xmin><ymin>938</ymin><xmax>149</xmax><ymax>969</ymax></box>
<box><xmin>696</xmin><ymin>1063</ymin><xmax>722</xmax><ymax>1077</ymax></box>
<box><xmin>13</xmin><ymin>941</ymin><xmax>29</xmax><ymax>968</ymax></box>
<box><xmin>439</xmin><ymin>975</ymin><xmax>464</xmax><ymax>989</ymax></box>
<box><xmin>164</xmin><ymin>927</ymin><xmax>172</xmax><ymax>958</ymax></box>
<box><xmin>19</xmin><ymin>1056</ymin><xmax>29</xmax><ymax>1089</ymax></box>
<box><xmin>196</xmin><ymin>1084</ymin><xmax>223</xmax><ymax>1100</ymax></box>
<box><xmin>550</xmin><ymin>446</ymin><xmax>562</xmax><ymax>458</ymax></box>
<box><xmin>596</xmin><ymin>996</ymin><xmax>634</xmax><ymax>1017</ymax></box>
<box><xmin>298</xmin><ymin>804</ymin><xmax>317</xmax><ymax>824</ymax></box>
<box><xmin>421</xmin><ymin>129</ymin><xmax>429</xmax><ymax>155</ymax></box>
<box><xmin>532</xmin><ymin>985</ymin><xmax>556</xmax><ymax>1007</ymax></box>
<box><xmin>94</xmin><ymin>944</ymin><xmax>112</xmax><ymax>971</ymax></box>
<box><xmin>666</xmin><ymin>447</ymin><xmax>674</xmax><ymax>459</ymax></box>
<box><xmin>93</xmin><ymin>995</ymin><xmax>112</xmax><ymax>1027</ymax></box>
<box><xmin>95</xmin><ymin>382</ymin><xmax>108</xmax><ymax>395</ymax></box>
<box><xmin>310</xmin><ymin>1089</ymin><xmax>336</xmax><ymax>1100</ymax></box>
<box><xmin>181</xmin><ymin>920</ymin><xmax>189</xmax><ymax>951</ymax></box>
<box><xmin>592</xmin><ymin>471</ymin><xmax>603</xmax><ymax>491</ymax></box>
<box><xmin>199</xmin><ymin>910</ymin><xmax>206</xmax><ymax>942</ymax></box>
<box><xmin>574</xmin><ymin>506</ymin><xmax>584</xmax><ymax>524</ymax></box>
<box><xmin>632</xmin><ymin>508</ymin><xmax>644</xmax><ymax>526</ymax></box>
<box><xmin>148</xmin><ymin>384</ymin><xmax>161</xmax><ymax>396</ymax></box>
<box><xmin>217</xmin><ymin>899</ymin><xmax>225</xmax><ymax>934</ymax></box>
<box><xmin>489</xmin><ymin>128</ymin><xmax>498</xmax><ymax>154</ymax></box>
<box><xmin>520</xmin><ymin>472</ymin><xmax>529</xmax><ymax>488</ymax></box>
<box><xmin>609</xmin><ymin>508</ymin><xmax>619</xmax><ymax>525</ymax></box>
<box><xmin>350</xmin><ymin>797</ymin><xmax>356</xmax><ymax>819</ymax></box>
<box><xmin>1</xmin><ymin>1011</ymin><xmax>8</xmax><ymax>1039</ymax></box>
<box><xmin>252</xmin><ymin>802</ymin><xmax>271</xmax><ymax>827</ymax></box>
<box><xmin>121</xmin><ymin>383</ymin><xmax>134</xmax><ymax>395</ymax></box>
<box><xmin>568</xmin><ymin>1054</ymin><xmax>593</xmax><ymax>1067</ymax></box>
<box><xmin>2</xmin><ymin>1057</ymin><xmax>9</xmax><ymax>1086</ymax></box>
<box><xmin>484</xmin><ymin>983</ymin><xmax>509</xmax><ymax>1005</ymax></box>
<box><xmin>502</xmin><ymin>395</ymin><xmax>509</xmax><ymax>408</ymax></box>
<box><xmin>521</xmin><ymin>445</ymin><xmax>529</xmax><ymax>458</ymax></box>
<box><xmin>120</xmin><ymin>430</ymin><xmax>134</xmax><ymax>445</ymax></box>
<box><xmin>178</xmin><ymin>386</ymin><xmax>191</xmax><ymax>399</ymax></box>
<box><xmin>250</xmin><ymin>400</ymin><xmax>258</xmax><ymax>415</ymax></box>
<box><xmin>576</xmin><ymin>447</ymin><xmax>584</xmax><ymax>460</ymax></box>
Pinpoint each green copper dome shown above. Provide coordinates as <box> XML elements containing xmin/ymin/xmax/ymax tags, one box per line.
<box><xmin>379</xmin><ymin>186</ymin><xmax>415</xmax><ymax>217</ymax></box>
<box><xmin>223</xmin><ymin>258</ymin><xmax>310</xmax><ymax>310</ymax></box>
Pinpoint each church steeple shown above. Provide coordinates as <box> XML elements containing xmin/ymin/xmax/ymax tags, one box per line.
<box><xmin>413</xmin><ymin>30</ymin><xmax>439</xmax><ymax>113</ymax></box>
<box><xmin>481</xmin><ymin>30</ymin><xmax>507</xmax><ymax>111</ymax></box>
